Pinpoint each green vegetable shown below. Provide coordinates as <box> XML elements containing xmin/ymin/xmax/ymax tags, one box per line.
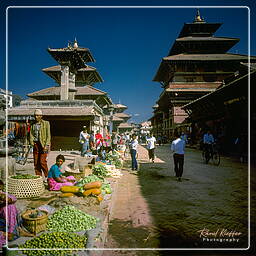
<box><xmin>75</xmin><ymin>174</ymin><xmax>103</xmax><ymax>187</ymax></box>
<box><xmin>101</xmin><ymin>183</ymin><xmax>112</xmax><ymax>194</ymax></box>
<box><xmin>19</xmin><ymin>232</ymin><xmax>86</xmax><ymax>256</ymax></box>
<box><xmin>112</xmin><ymin>159</ymin><xmax>122</xmax><ymax>169</ymax></box>
<box><xmin>47</xmin><ymin>205</ymin><xmax>98</xmax><ymax>232</ymax></box>
<box><xmin>106</xmin><ymin>152</ymin><xmax>120</xmax><ymax>162</ymax></box>
<box><xmin>11</xmin><ymin>174</ymin><xmax>40</xmax><ymax>179</ymax></box>
<box><xmin>92</xmin><ymin>164</ymin><xmax>109</xmax><ymax>179</ymax></box>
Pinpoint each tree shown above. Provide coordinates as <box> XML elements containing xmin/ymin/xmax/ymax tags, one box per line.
<box><xmin>12</xmin><ymin>94</ymin><xmax>23</xmax><ymax>107</ymax></box>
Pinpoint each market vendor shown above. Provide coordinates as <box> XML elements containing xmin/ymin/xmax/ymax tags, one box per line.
<box><xmin>47</xmin><ymin>154</ymin><xmax>76</xmax><ymax>191</ymax></box>
<box><xmin>0</xmin><ymin>180</ymin><xmax>33</xmax><ymax>248</ymax></box>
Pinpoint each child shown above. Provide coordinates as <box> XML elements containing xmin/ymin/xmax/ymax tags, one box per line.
<box><xmin>47</xmin><ymin>155</ymin><xmax>76</xmax><ymax>191</ymax></box>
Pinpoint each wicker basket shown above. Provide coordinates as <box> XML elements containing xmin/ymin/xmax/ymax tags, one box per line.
<box><xmin>22</xmin><ymin>209</ymin><xmax>48</xmax><ymax>235</ymax></box>
<box><xmin>65</xmin><ymin>171</ymin><xmax>84</xmax><ymax>180</ymax></box>
<box><xmin>66</xmin><ymin>164</ymin><xmax>94</xmax><ymax>180</ymax></box>
<box><xmin>7</xmin><ymin>176</ymin><xmax>44</xmax><ymax>198</ymax></box>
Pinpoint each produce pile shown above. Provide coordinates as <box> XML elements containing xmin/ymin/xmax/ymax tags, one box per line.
<box><xmin>101</xmin><ymin>183</ymin><xmax>112</xmax><ymax>194</ymax></box>
<box><xmin>106</xmin><ymin>168</ymin><xmax>123</xmax><ymax>178</ymax></box>
<box><xmin>75</xmin><ymin>174</ymin><xmax>103</xmax><ymax>187</ymax></box>
<box><xmin>11</xmin><ymin>174</ymin><xmax>40</xmax><ymax>179</ymax></box>
<box><xmin>106</xmin><ymin>151</ymin><xmax>123</xmax><ymax>168</ymax></box>
<box><xmin>19</xmin><ymin>232</ymin><xmax>86</xmax><ymax>256</ymax></box>
<box><xmin>47</xmin><ymin>205</ymin><xmax>98</xmax><ymax>232</ymax></box>
<box><xmin>92</xmin><ymin>164</ymin><xmax>109</xmax><ymax>179</ymax></box>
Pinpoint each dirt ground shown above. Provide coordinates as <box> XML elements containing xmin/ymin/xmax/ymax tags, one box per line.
<box><xmin>4</xmin><ymin>146</ymin><xmax>256</xmax><ymax>256</ymax></box>
<box><xmin>100</xmin><ymin>144</ymin><xmax>256</xmax><ymax>256</ymax></box>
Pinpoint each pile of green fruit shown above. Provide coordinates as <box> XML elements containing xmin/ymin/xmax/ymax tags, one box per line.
<box><xmin>19</xmin><ymin>232</ymin><xmax>86</xmax><ymax>256</ymax></box>
<box><xmin>47</xmin><ymin>205</ymin><xmax>98</xmax><ymax>232</ymax></box>
<box><xmin>92</xmin><ymin>164</ymin><xmax>109</xmax><ymax>179</ymax></box>
<box><xmin>75</xmin><ymin>174</ymin><xmax>103</xmax><ymax>187</ymax></box>
<box><xmin>101</xmin><ymin>183</ymin><xmax>112</xmax><ymax>194</ymax></box>
<box><xmin>11</xmin><ymin>174</ymin><xmax>40</xmax><ymax>179</ymax></box>
<box><xmin>112</xmin><ymin>159</ymin><xmax>122</xmax><ymax>169</ymax></box>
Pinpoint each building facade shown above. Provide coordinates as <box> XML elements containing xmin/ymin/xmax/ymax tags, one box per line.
<box><xmin>151</xmin><ymin>10</ymin><xmax>256</xmax><ymax>140</ymax></box>
<box><xmin>8</xmin><ymin>40</ymin><xmax>112</xmax><ymax>150</ymax></box>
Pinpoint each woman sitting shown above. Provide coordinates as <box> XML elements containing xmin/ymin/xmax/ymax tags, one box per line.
<box><xmin>47</xmin><ymin>154</ymin><xmax>76</xmax><ymax>191</ymax></box>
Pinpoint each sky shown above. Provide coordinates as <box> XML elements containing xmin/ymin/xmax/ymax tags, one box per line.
<box><xmin>1</xmin><ymin>0</ymin><xmax>255</xmax><ymax>123</ymax></box>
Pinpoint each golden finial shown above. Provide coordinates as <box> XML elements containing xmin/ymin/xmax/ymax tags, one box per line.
<box><xmin>74</xmin><ymin>38</ymin><xmax>78</xmax><ymax>48</ymax></box>
<box><xmin>194</xmin><ymin>9</ymin><xmax>205</xmax><ymax>23</ymax></box>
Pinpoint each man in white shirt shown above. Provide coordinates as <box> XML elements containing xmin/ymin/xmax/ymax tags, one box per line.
<box><xmin>171</xmin><ymin>133</ymin><xmax>186</xmax><ymax>182</ymax></box>
<box><xmin>146</xmin><ymin>133</ymin><xmax>156</xmax><ymax>163</ymax></box>
<box><xmin>130</xmin><ymin>134</ymin><xmax>138</xmax><ymax>170</ymax></box>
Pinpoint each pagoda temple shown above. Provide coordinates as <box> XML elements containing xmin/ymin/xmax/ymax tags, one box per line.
<box><xmin>103</xmin><ymin>103</ymin><xmax>132</xmax><ymax>133</ymax></box>
<box><xmin>8</xmin><ymin>40</ymin><xmax>112</xmax><ymax>150</ymax></box>
<box><xmin>151</xmin><ymin>10</ymin><xmax>256</xmax><ymax>139</ymax></box>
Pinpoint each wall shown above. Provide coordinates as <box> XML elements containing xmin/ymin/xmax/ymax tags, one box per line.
<box><xmin>49</xmin><ymin>120</ymin><xmax>90</xmax><ymax>151</ymax></box>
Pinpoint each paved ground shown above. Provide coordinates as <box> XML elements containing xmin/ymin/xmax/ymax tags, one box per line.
<box><xmin>100</xmin><ymin>144</ymin><xmax>255</xmax><ymax>256</ymax></box>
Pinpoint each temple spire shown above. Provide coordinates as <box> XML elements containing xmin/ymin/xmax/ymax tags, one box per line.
<box><xmin>194</xmin><ymin>9</ymin><xmax>205</xmax><ymax>23</ymax></box>
<box><xmin>74</xmin><ymin>38</ymin><xmax>78</xmax><ymax>48</ymax></box>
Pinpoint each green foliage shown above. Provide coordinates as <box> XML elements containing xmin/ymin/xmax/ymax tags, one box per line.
<box><xmin>92</xmin><ymin>164</ymin><xmax>109</xmax><ymax>179</ymax></box>
<box><xmin>11</xmin><ymin>174</ymin><xmax>40</xmax><ymax>179</ymax></box>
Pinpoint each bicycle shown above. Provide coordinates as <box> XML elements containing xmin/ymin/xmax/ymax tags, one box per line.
<box><xmin>13</xmin><ymin>140</ymin><xmax>32</xmax><ymax>165</ymax></box>
<box><xmin>202</xmin><ymin>143</ymin><xmax>220</xmax><ymax>166</ymax></box>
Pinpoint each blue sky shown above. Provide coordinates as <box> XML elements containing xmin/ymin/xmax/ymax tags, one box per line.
<box><xmin>1</xmin><ymin>0</ymin><xmax>255</xmax><ymax>123</ymax></box>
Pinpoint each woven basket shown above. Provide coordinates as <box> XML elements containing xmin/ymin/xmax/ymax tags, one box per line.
<box><xmin>7</xmin><ymin>176</ymin><xmax>44</xmax><ymax>198</ymax></box>
<box><xmin>66</xmin><ymin>164</ymin><xmax>94</xmax><ymax>180</ymax></box>
<box><xmin>22</xmin><ymin>209</ymin><xmax>48</xmax><ymax>235</ymax></box>
<box><xmin>65</xmin><ymin>171</ymin><xmax>84</xmax><ymax>180</ymax></box>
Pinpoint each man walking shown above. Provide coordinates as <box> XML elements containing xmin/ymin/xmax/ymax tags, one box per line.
<box><xmin>29</xmin><ymin>109</ymin><xmax>51</xmax><ymax>178</ymax></box>
<box><xmin>146</xmin><ymin>133</ymin><xmax>156</xmax><ymax>163</ymax></box>
<box><xmin>79</xmin><ymin>126</ymin><xmax>90</xmax><ymax>157</ymax></box>
<box><xmin>171</xmin><ymin>133</ymin><xmax>185</xmax><ymax>182</ymax></box>
<box><xmin>130</xmin><ymin>134</ymin><xmax>138</xmax><ymax>171</ymax></box>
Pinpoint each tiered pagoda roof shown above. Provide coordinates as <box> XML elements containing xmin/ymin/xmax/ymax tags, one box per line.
<box><xmin>47</xmin><ymin>40</ymin><xmax>95</xmax><ymax>69</ymax></box>
<box><xmin>153</xmin><ymin>10</ymin><xmax>252</xmax><ymax>84</ymax></box>
<box><xmin>27</xmin><ymin>85</ymin><xmax>107</xmax><ymax>98</ymax></box>
<box><xmin>46</xmin><ymin>39</ymin><xmax>103</xmax><ymax>86</ymax></box>
<box><xmin>42</xmin><ymin>65</ymin><xmax>103</xmax><ymax>85</ymax></box>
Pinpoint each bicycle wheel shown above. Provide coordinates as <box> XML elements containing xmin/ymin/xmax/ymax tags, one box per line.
<box><xmin>202</xmin><ymin>151</ymin><xmax>207</xmax><ymax>163</ymax></box>
<box><xmin>212</xmin><ymin>152</ymin><xmax>220</xmax><ymax>166</ymax></box>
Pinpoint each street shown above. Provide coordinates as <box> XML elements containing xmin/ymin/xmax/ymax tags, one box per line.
<box><xmin>102</xmin><ymin>144</ymin><xmax>255</xmax><ymax>255</ymax></box>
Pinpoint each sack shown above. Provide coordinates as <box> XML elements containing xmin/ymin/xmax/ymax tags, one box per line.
<box><xmin>79</xmin><ymin>139</ymin><xmax>85</xmax><ymax>145</ymax></box>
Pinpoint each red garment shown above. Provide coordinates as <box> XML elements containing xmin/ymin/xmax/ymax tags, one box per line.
<box><xmin>95</xmin><ymin>133</ymin><xmax>103</xmax><ymax>140</ymax></box>
<box><xmin>33</xmin><ymin>142</ymin><xmax>48</xmax><ymax>177</ymax></box>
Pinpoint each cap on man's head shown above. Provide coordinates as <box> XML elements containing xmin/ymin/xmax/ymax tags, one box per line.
<box><xmin>34</xmin><ymin>109</ymin><xmax>43</xmax><ymax>115</ymax></box>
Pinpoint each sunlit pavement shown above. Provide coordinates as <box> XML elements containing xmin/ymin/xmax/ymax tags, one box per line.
<box><xmin>101</xmin><ymin>144</ymin><xmax>256</xmax><ymax>255</ymax></box>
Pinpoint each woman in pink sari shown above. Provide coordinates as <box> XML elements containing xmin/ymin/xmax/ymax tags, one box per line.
<box><xmin>0</xmin><ymin>180</ymin><xmax>19</xmax><ymax>248</ymax></box>
<box><xmin>47</xmin><ymin>154</ymin><xmax>76</xmax><ymax>191</ymax></box>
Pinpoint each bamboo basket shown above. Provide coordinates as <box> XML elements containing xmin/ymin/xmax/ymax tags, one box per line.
<box><xmin>65</xmin><ymin>164</ymin><xmax>94</xmax><ymax>180</ymax></box>
<box><xmin>7</xmin><ymin>176</ymin><xmax>44</xmax><ymax>198</ymax></box>
<box><xmin>21</xmin><ymin>209</ymin><xmax>48</xmax><ymax>235</ymax></box>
